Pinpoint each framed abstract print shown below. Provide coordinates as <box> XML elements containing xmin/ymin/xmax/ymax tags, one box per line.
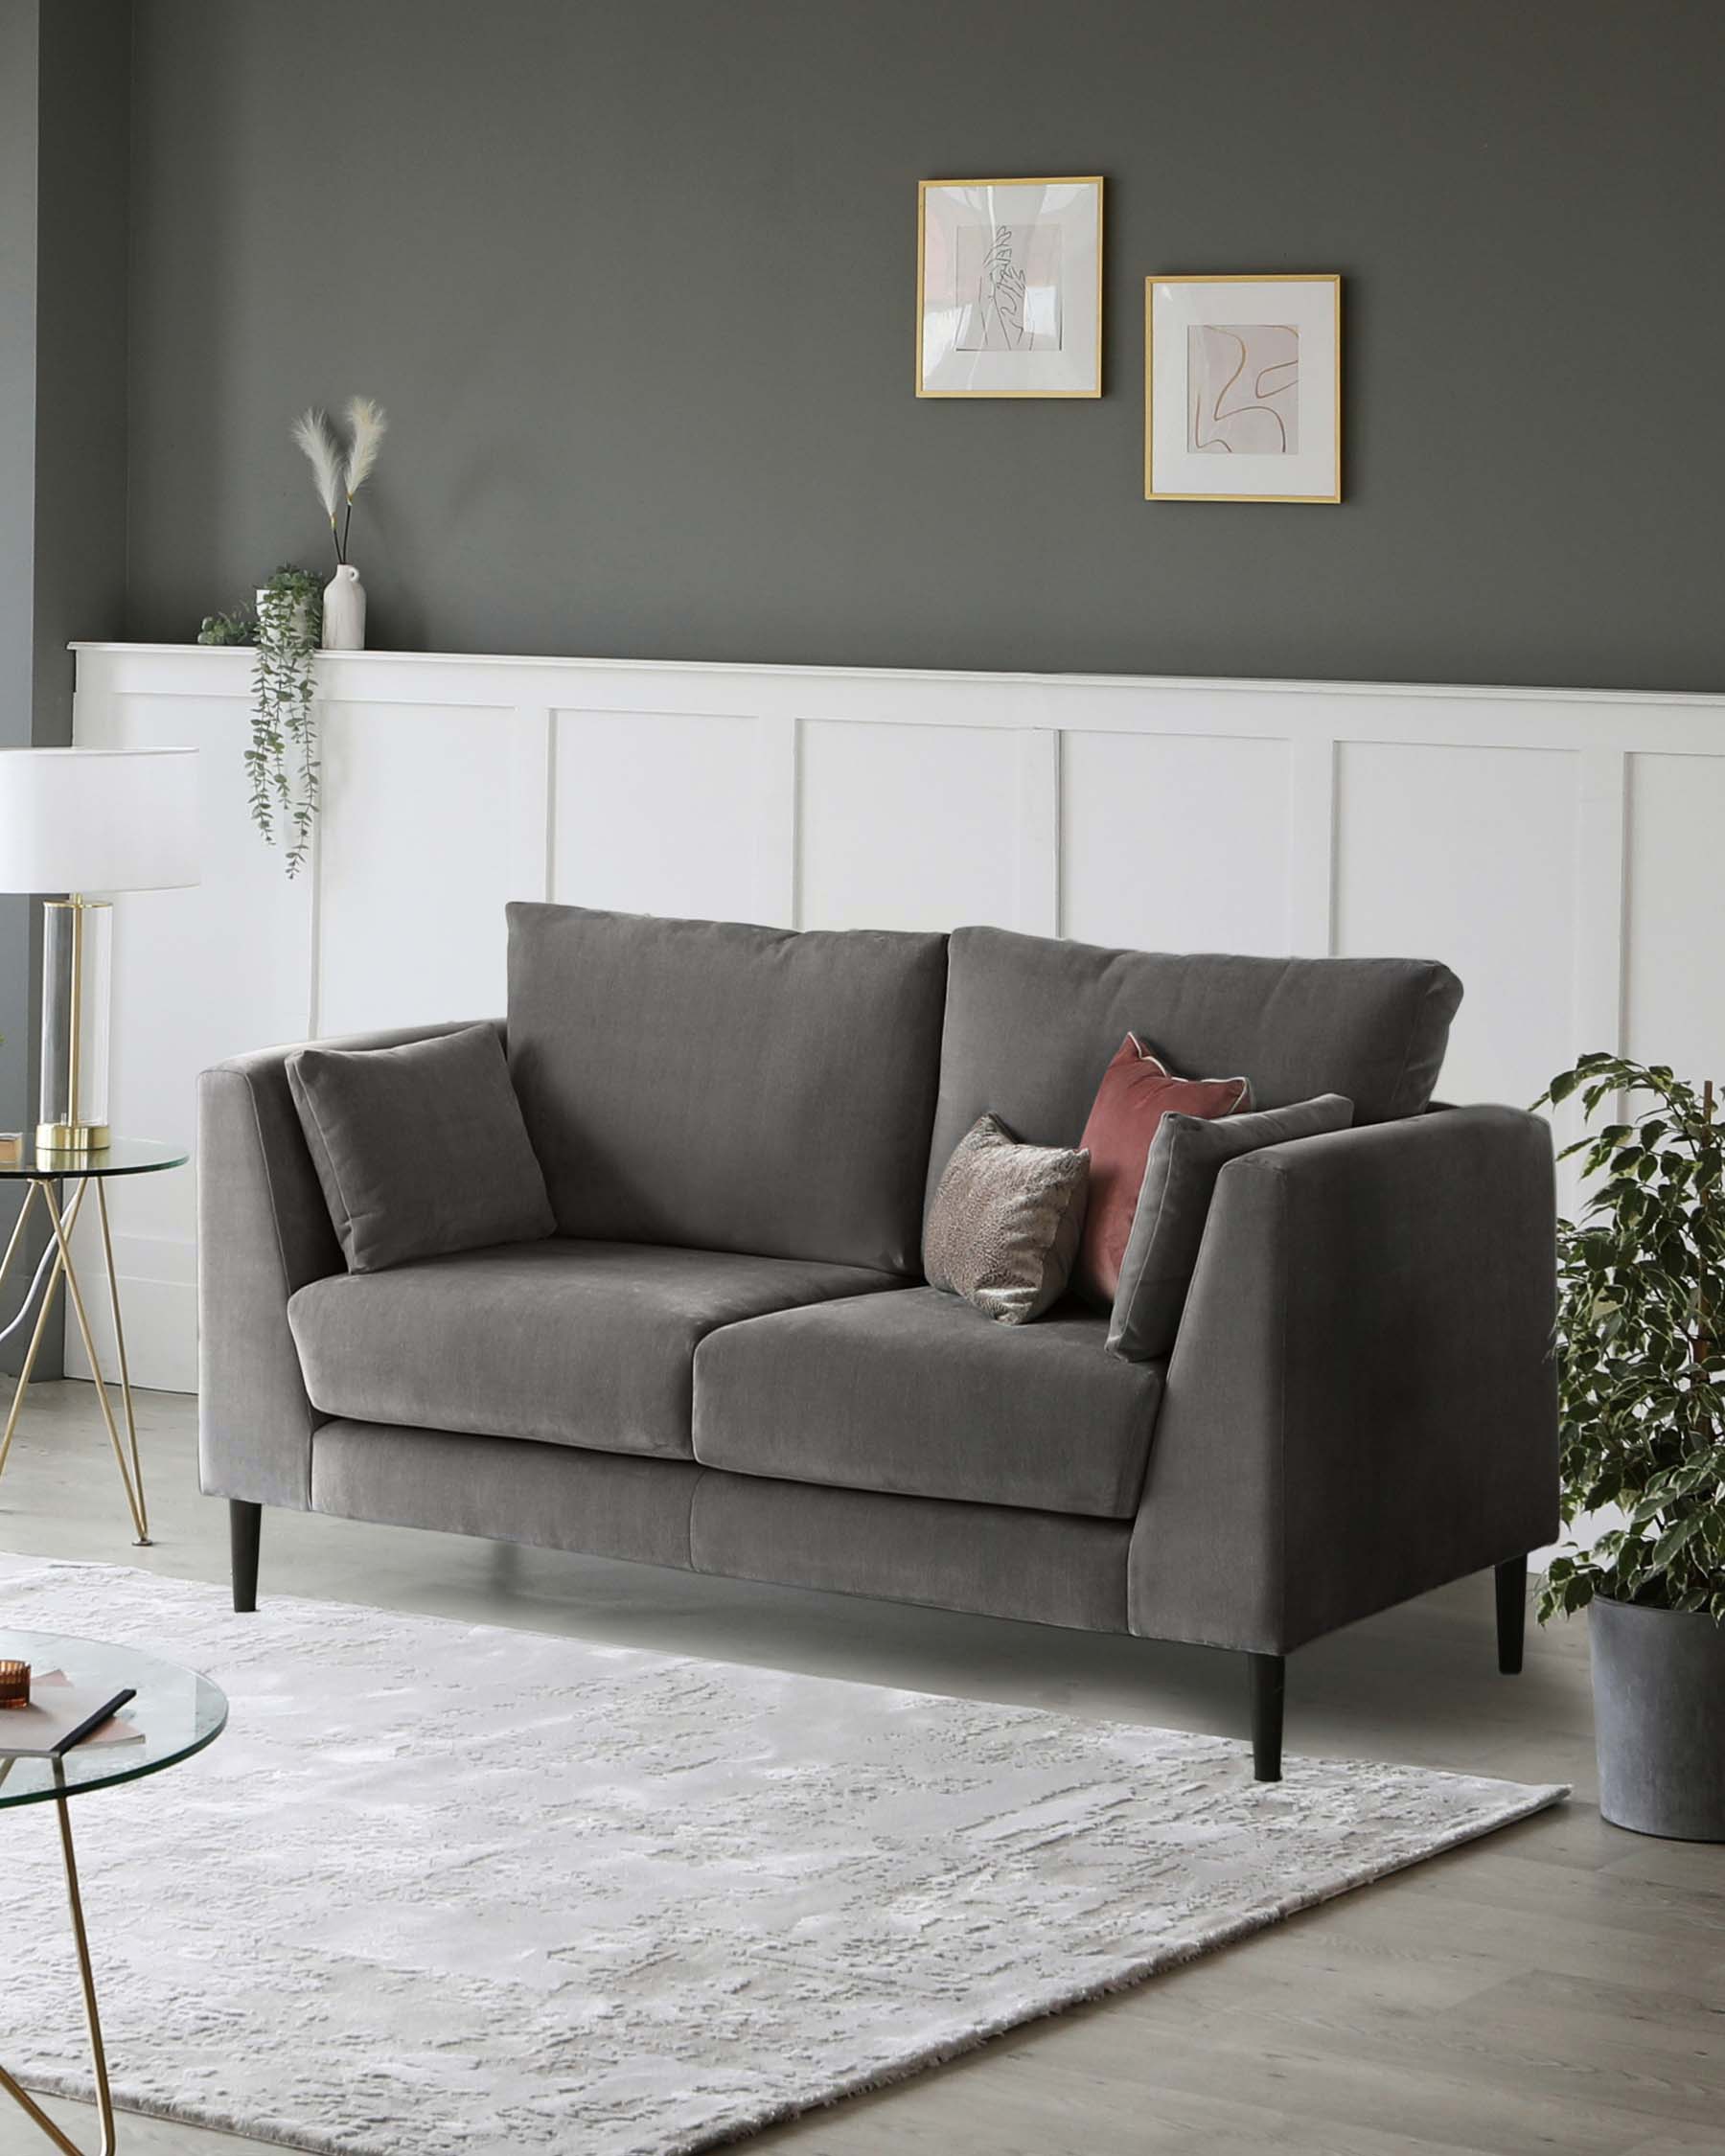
<box><xmin>917</xmin><ymin>177</ymin><xmax>1104</xmax><ymax>399</ymax></box>
<box><xmin>1144</xmin><ymin>274</ymin><xmax>1342</xmax><ymax>502</ymax></box>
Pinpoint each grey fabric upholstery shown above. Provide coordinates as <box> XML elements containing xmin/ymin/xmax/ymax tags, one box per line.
<box><xmin>927</xmin><ymin>927</ymin><xmax>1461</xmax><ymax>1215</ymax></box>
<box><xmin>1127</xmin><ymin>1106</ymin><xmax>1559</xmax><ymax>1655</ymax></box>
<box><xmin>507</xmin><ymin>903</ymin><xmax>947</xmax><ymax>1272</ymax></box>
<box><xmin>310</xmin><ymin>1422</ymin><xmax>1129</xmax><ymax>1633</ymax></box>
<box><xmin>311</xmin><ymin>1422</ymin><xmax>701</xmax><ymax>1570</ymax></box>
<box><xmin>197</xmin><ymin>1021</ymin><xmax>488</xmax><ymax>1510</ymax></box>
<box><xmin>691</xmin><ymin>1472</ymin><xmax>1131</xmax><ymax>1633</ymax></box>
<box><xmin>288</xmin><ymin>1022</ymin><xmax>554</xmax><ymax>1273</ymax></box>
<box><xmin>201</xmin><ymin>925</ymin><xmax>1558</xmax><ymax>1696</ymax></box>
<box><xmin>1108</xmin><ymin>1093</ymin><xmax>1355</xmax><ymax>1362</ymax></box>
<box><xmin>693</xmin><ymin>1286</ymin><xmax>1163</xmax><ymax>1519</ymax></box>
<box><xmin>289</xmin><ymin>1239</ymin><xmax>906</xmax><ymax>1459</ymax></box>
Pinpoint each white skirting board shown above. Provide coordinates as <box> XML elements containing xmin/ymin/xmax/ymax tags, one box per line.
<box><xmin>64</xmin><ymin>641</ymin><xmax>1725</xmax><ymax>1394</ymax></box>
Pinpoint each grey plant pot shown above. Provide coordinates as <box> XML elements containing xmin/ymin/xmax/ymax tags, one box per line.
<box><xmin>1590</xmin><ymin>1596</ymin><xmax>1725</xmax><ymax>1841</ymax></box>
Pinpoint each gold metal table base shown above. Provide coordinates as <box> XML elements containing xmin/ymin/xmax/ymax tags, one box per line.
<box><xmin>0</xmin><ymin>1778</ymin><xmax>117</xmax><ymax>2156</ymax></box>
<box><xmin>0</xmin><ymin>1178</ymin><xmax>150</xmax><ymax>1546</ymax></box>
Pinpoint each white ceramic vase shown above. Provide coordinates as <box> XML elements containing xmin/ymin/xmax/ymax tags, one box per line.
<box><xmin>321</xmin><ymin>562</ymin><xmax>367</xmax><ymax>651</ymax></box>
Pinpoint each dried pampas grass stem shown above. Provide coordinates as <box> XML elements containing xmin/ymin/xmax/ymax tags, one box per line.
<box><xmin>340</xmin><ymin>397</ymin><xmax>388</xmax><ymax>558</ymax></box>
<box><xmin>291</xmin><ymin>408</ymin><xmax>346</xmax><ymax>561</ymax></box>
<box><xmin>290</xmin><ymin>397</ymin><xmax>390</xmax><ymax>566</ymax></box>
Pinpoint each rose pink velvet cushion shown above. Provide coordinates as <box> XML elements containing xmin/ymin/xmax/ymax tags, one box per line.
<box><xmin>1073</xmin><ymin>1033</ymin><xmax>1250</xmax><ymax>1307</ymax></box>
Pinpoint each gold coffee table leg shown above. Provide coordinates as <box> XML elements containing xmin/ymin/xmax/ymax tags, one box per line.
<box><xmin>0</xmin><ymin>1180</ymin><xmax>40</xmax><ymax>1285</ymax></box>
<box><xmin>93</xmin><ymin>1185</ymin><xmax>147</xmax><ymax>1547</ymax></box>
<box><xmin>0</xmin><ymin>1788</ymin><xmax>118</xmax><ymax>2156</ymax></box>
<box><xmin>0</xmin><ymin>1176</ymin><xmax>149</xmax><ymax>1543</ymax></box>
<box><xmin>0</xmin><ymin>1181</ymin><xmax>45</xmax><ymax>1486</ymax></box>
<box><xmin>38</xmin><ymin>1184</ymin><xmax>149</xmax><ymax>1548</ymax></box>
<box><xmin>0</xmin><ymin>1180</ymin><xmax>86</xmax><ymax>1492</ymax></box>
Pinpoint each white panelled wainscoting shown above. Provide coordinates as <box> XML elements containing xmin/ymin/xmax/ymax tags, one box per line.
<box><xmin>67</xmin><ymin>641</ymin><xmax>1725</xmax><ymax>1390</ymax></box>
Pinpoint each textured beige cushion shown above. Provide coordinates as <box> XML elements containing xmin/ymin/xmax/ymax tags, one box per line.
<box><xmin>923</xmin><ymin>1114</ymin><xmax>1090</xmax><ymax>1325</ymax></box>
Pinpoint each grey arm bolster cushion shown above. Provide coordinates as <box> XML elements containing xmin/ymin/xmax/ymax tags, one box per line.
<box><xmin>198</xmin><ymin>1019</ymin><xmax>494</xmax><ymax>1509</ymax></box>
<box><xmin>288</xmin><ymin>1022</ymin><xmax>554</xmax><ymax>1273</ymax></box>
<box><xmin>1125</xmin><ymin>1105</ymin><xmax>1559</xmax><ymax>1656</ymax></box>
<box><xmin>1107</xmin><ymin>1093</ymin><xmax>1354</xmax><ymax>1362</ymax></box>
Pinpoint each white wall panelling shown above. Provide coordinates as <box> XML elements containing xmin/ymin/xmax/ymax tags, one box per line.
<box><xmin>67</xmin><ymin>644</ymin><xmax>1725</xmax><ymax>1387</ymax></box>
<box><xmin>1061</xmin><ymin>731</ymin><xmax>1295</xmax><ymax>956</ymax></box>
<box><xmin>798</xmin><ymin>719</ymin><xmax>1027</xmax><ymax>933</ymax></box>
<box><xmin>67</xmin><ymin>673</ymin><xmax>315</xmax><ymax>1393</ymax></box>
<box><xmin>1334</xmin><ymin>740</ymin><xmax>1582</xmax><ymax>1112</ymax></box>
<box><xmin>553</xmin><ymin>708</ymin><xmax>766</xmax><ymax>927</ymax></box>
<box><xmin>1624</xmin><ymin>752</ymin><xmax>1725</xmax><ymax>1084</ymax></box>
<box><xmin>316</xmin><ymin>700</ymin><xmax>547</xmax><ymax>1036</ymax></box>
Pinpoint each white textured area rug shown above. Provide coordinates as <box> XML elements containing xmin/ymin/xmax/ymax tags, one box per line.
<box><xmin>1</xmin><ymin>1560</ymin><xmax>1564</xmax><ymax>2156</ymax></box>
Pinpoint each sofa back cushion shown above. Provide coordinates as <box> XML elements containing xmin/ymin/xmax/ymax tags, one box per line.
<box><xmin>508</xmin><ymin>903</ymin><xmax>948</xmax><ymax>1272</ymax></box>
<box><xmin>927</xmin><ymin>927</ymin><xmax>1460</xmax><ymax>1214</ymax></box>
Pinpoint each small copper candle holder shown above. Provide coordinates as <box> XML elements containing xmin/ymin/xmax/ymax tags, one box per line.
<box><xmin>0</xmin><ymin>1660</ymin><xmax>30</xmax><ymax>1709</ymax></box>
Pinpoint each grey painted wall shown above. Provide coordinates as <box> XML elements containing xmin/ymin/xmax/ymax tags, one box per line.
<box><xmin>0</xmin><ymin>0</ymin><xmax>130</xmax><ymax>1372</ymax></box>
<box><xmin>0</xmin><ymin>0</ymin><xmax>45</xmax><ymax>1301</ymax></box>
<box><xmin>113</xmin><ymin>1</ymin><xmax>1723</xmax><ymax>689</ymax></box>
<box><xmin>34</xmin><ymin>3</ymin><xmax>131</xmax><ymax>731</ymax></box>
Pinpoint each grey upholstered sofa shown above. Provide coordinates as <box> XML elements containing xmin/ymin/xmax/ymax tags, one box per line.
<box><xmin>199</xmin><ymin>905</ymin><xmax>1559</xmax><ymax>1779</ymax></box>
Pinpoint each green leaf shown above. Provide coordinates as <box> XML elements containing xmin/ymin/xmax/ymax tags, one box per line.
<box><xmin>1649</xmin><ymin>1515</ymin><xmax>1705</xmax><ymax>1573</ymax></box>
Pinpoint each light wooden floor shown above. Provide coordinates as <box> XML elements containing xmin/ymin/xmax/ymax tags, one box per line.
<box><xmin>1</xmin><ymin>1381</ymin><xmax>1720</xmax><ymax>2156</ymax></box>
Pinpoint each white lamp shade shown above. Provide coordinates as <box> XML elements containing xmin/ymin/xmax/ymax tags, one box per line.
<box><xmin>0</xmin><ymin>747</ymin><xmax>201</xmax><ymax>893</ymax></box>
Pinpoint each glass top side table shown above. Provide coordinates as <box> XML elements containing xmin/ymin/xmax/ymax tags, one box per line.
<box><xmin>0</xmin><ymin>1141</ymin><xmax>189</xmax><ymax>1546</ymax></box>
<box><xmin>0</xmin><ymin>1629</ymin><xmax>227</xmax><ymax>2156</ymax></box>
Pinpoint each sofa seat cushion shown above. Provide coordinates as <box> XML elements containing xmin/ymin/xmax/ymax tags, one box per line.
<box><xmin>692</xmin><ymin>1286</ymin><xmax>1164</xmax><ymax>1519</ymax></box>
<box><xmin>288</xmin><ymin>1241</ymin><xmax>907</xmax><ymax>1460</ymax></box>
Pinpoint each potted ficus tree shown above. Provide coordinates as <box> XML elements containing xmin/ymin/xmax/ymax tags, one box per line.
<box><xmin>1535</xmin><ymin>1052</ymin><xmax>1725</xmax><ymax>1841</ymax></box>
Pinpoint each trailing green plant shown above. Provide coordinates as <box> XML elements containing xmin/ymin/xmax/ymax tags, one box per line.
<box><xmin>196</xmin><ymin>607</ymin><xmax>255</xmax><ymax>647</ymax></box>
<box><xmin>248</xmin><ymin>566</ymin><xmax>323</xmax><ymax>878</ymax></box>
<box><xmin>232</xmin><ymin>398</ymin><xmax>390</xmax><ymax>874</ymax></box>
<box><xmin>1533</xmin><ymin>1051</ymin><xmax>1725</xmax><ymax>1622</ymax></box>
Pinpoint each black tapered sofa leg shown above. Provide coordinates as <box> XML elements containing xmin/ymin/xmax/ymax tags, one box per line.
<box><xmin>230</xmin><ymin>1500</ymin><xmax>262</xmax><ymax>1614</ymax></box>
<box><xmin>1247</xmin><ymin>1652</ymin><xmax>1284</xmax><ymax>1782</ymax></box>
<box><xmin>1495</xmin><ymin>1553</ymin><xmax>1528</xmax><ymax>1675</ymax></box>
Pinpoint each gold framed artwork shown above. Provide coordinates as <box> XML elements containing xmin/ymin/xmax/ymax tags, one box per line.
<box><xmin>916</xmin><ymin>177</ymin><xmax>1104</xmax><ymax>399</ymax></box>
<box><xmin>1144</xmin><ymin>274</ymin><xmax>1342</xmax><ymax>502</ymax></box>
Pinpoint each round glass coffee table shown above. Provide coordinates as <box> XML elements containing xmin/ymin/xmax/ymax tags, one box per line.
<box><xmin>0</xmin><ymin>1631</ymin><xmax>226</xmax><ymax>2155</ymax></box>
<box><xmin>0</xmin><ymin>1140</ymin><xmax>189</xmax><ymax>1546</ymax></box>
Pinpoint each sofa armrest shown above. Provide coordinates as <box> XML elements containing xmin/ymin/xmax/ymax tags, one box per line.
<box><xmin>196</xmin><ymin>1020</ymin><xmax>498</xmax><ymax>1508</ymax></box>
<box><xmin>1126</xmin><ymin>1106</ymin><xmax>1558</xmax><ymax>1655</ymax></box>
